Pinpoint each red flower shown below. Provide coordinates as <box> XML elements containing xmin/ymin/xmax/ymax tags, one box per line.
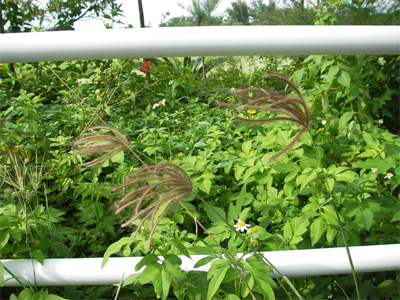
<box><xmin>142</xmin><ymin>61</ymin><xmax>150</xmax><ymax>69</ymax></box>
<box><xmin>139</xmin><ymin>61</ymin><xmax>150</xmax><ymax>74</ymax></box>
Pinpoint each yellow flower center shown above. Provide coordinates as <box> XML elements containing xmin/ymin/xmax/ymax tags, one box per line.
<box><xmin>238</xmin><ymin>221</ymin><xmax>246</xmax><ymax>227</ymax></box>
<box><xmin>246</xmin><ymin>109</ymin><xmax>256</xmax><ymax>114</ymax></box>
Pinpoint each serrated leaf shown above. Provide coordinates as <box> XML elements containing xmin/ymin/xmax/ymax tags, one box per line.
<box><xmin>207</xmin><ymin>265</ymin><xmax>229</xmax><ymax>300</ymax></box>
<box><xmin>310</xmin><ymin>218</ymin><xmax>325</xmax><ymax>246</ymax></box>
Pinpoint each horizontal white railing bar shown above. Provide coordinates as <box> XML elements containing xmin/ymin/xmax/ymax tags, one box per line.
<box><xmin>2</xmin><ymin>244</ymin><xmax>399</xmax><ymax>286</ymax></box>
<box><xmin>0</xmin><ymin>26</ymin><xmax>399</xmax><ymax>64</ymax></box>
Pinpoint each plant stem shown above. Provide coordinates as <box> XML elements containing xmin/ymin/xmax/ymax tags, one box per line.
<box><xmin>308</xmin><ymin>130</ymin><xmax>360</xmax><ymax>300</ymax></box>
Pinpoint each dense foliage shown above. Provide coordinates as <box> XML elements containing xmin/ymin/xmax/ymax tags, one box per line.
<box><xmin>0</xmin><ymin>53</ymin><xmax>399</xmax><ymax>299</ymax></box>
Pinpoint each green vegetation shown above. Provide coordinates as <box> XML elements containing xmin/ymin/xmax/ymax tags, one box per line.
<box><xmin>1</xmin><ymin>0</ymin><xmax>399</xmax><ymax>299</ymax></box>
<box><xmin>1</xmin><ymin>53</ymin><xmax>399</xmax><ymax>299</ymax></box>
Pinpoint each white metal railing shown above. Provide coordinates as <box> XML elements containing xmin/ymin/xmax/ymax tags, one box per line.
<box><xmin>2</xmin><ymin>244</ymin><xmax>400</xmax><ymax>286</ymax></box>
<box><xmin>1</xmin><ymin>26</ymin><xmax>399</xmax><ymax>287</ymax></box>
<box><xmin>0</xmin><ymin>26</ymin><xmax>399</xmax><ymax>63</ymax></box>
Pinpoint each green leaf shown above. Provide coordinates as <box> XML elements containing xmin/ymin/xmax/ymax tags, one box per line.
<box><xmin>139</xmin><ymin>264</ymin><xmax>160</xmax><ymax>285</ymax></box>
<box><xmin>391</xmin><ymin>210</ymin><xmax>400</xmax><ymax>222</ymax></box>
<box><xmin>292</xmin><ymin>69</ymin><xmax>304</xmax><ymax>87</ymax></box>
<box><xmin>353</xmin><ymin>157</ymin><xmax>396</xmax><ymax>173</ymax></box>
<box><xmin>153</xmin><ymin>268</ymin><xmax>171</xmax><ymax>300</ymax></box>
<box><xmin>207</xmin><ymin>265</ymin><xmax>229</xmax><ymax>300</ymax></box>
<box><xmin>123</xmin><ymin>273</ymin><xmax>141</xmax><ymax>287</ymax></box>
<box><xmin>163</xmin><ymin>254</ymin><xmax>185</xmax><ymax>277</ymax></box>
<box><xmin>0</xmin><ymin>261</ymin><xmax>4</xmax><ymax>286</ymax></box>
<box><xmin>283</xmin><ymin>221</ymin><xmax>292</xmax><ymax>241</ymax></box>
<box><xmin>339</xmin><ymin>111</ymin><xmax>354</xmax><ymax>129</ymax></box>
<box><xmin>199</xmin><ymin>178</ymin><xmax>212</xmax><ymax>194</ymax></box>
<box><xmin>357</xmin><ymin>208</ymin><xmax>374</xmax><ymax>231</ymax></box>
<box><xmin>102</xmin><ymin>237</ymin><xmax>133</xmax><ymax>268</ymax></box>
<box><xmin>338</xmin><ymin>70</ymin><xmax>351</xmax><ymax>88</ymax></box>
<box><xmin>334</xmin><ymin>170</ymin><xmax>358</xmax><ymax>182</ymax></box>
<box><xmin>310</xmin><ymin>218</ymin><xmax>325</xmax><ymax>246</ymax></box>
<box><xmin>135</xmin><ymin>253</ymin><xmax>158</xmax><ymax>272</ymax></box>
<box><xmin>194</xmin><ymin>256</ymin><xmax>215</xmax><ymax>268</ymax></box>
<box><xmin>31</xmin><ymin>249</ymin><xmax>44</xmax><ymax>265</ymax></box>
<box><xmin>326</xmin><ymin>65</ymin><xmax>339</xmax><ymax>82</ymax></box>
<box><xmin>203</xmin><ymin>205</ymin><xmax>227</xmax><ymax>224</ymax></box>
<box><xmin>385</xmin><ymin>143</ymin><xmax>400</xmax><ymax>160</ymax></box>
<box><xmin>242</xmin><ymin>140</ymin><xmax>252</xmax><ymax>155</ymax></box>
<box><xmin>110</xmin><ymin>150</ymin><xmax>124</xmax><ymax>164</ymax></box>
<box><xmin>0</xmin><ymin>230</ymin><xmax>10</xmax><ymax>249</ymax></box>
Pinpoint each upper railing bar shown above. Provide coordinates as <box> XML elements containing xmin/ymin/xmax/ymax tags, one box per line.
<box><xmin>0</xmin><ymin>26</ymin><xmax>399</xmax><ymax>63</ymax></box>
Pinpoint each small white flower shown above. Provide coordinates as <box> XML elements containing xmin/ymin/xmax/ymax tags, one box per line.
<box><xmin>371</xmin><ymin>168</ymin><xmax>378</xmax><ymax>173</ymax></box>
<box><xmin>384</xmin><ymin>173</ymin><xmax>393</xmax><ymax>179</ymax></box>
<box><xmin>168</xmin><ymin>80</ymin><xmax>174</xmax><ymax>85</ymax></box>
<box><xmin>234</xmin><ymin>219</ymin><xmax>251</xmax><ymax>233</ymax></box>
<box><xmin>77</xmin><ymin>78</ymin><xmax>91</xmax><ymax>85</ymax></box>
<box><xmin>321</xmin><ymin>120</ymin><xmax>327</xmax><ymax>125</ymax></box>
<box><xmin>161</xmin><ymin>98</ymin><xmax>166</xmax><ymax>105</ymax></box>
<box><xmin>230</xmin><ymin>87</ymin><xmax>236</xmax><ymax>91</ymax></box>
<box><xmin>152</xmin><ymin>103</ymin><xmax>160</xmax><ymax>109</ymax></box>
<box><xmin>379</xmin><ymin>119</ymin><xmax>384</xmax><ymax>124</ymax></box>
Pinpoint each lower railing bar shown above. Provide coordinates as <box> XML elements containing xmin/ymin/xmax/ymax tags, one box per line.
<box><xmin>2</xmin><ymin>244</ymin><xmax>399</xmax><ymax>286</ymax></box>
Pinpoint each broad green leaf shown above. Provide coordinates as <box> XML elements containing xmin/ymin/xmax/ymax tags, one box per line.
<box><xmin>224</xmin><ymin>294</ymin><xmax>241</xmax><ymax>300</ymax></box>
<box><xmin>326</xmin><ymin>65</ymin><xmax>339</xmax><ymax>82</ymax></box>
<box><xmin>198</xmin><ymin>178</ymin><xmax>212</xmax><ymax>194</ymax></box>
<box><xmin>310</xmin><ymin>218</ymin><xmax>325</xmax><ymax>246</ymax></box>
<box><xmin>203</xmin><ymin>205</ymin><xmax>226</xmax><ymax>224</ymax></box>
<box><xmin>391</xmin><ymin>210</ymin><xmax>400</xmax><ymax>222</ymax></box>
<box><xmin>254</xmin><ymin>277</ymin><xmax>275</xmax><ymax>300</ymax></box>
<box><xmin>110</xmin><ymin>150</ymin><xmax>124</xmax><ymax>164</ymax></box>
<box><xmin>123</xmin><ymin>273</ymin><xmax>141</xmax><ymax>287</ymax></box>
<box><xmin>153</xmin><ymin>268</ymin><xmax>171</xmax><ymax>300</ymax></box>
<box><xmin>385</xmin><ymin>143</ymin><xmax>400</xmax><ymax>160</ymax></box>
<box><xmin>139</xmin><ymin>264</ymin><xmax>160</xmax><ymax>285</ymax></box>
<box><xmin>0</xmin><ymin>230</ymin><xmax>10</xmax><ymax>249</ymax></box>
<box><xmin>163</xmin><ymin>254</ymin><xmax>185</xmax><ymax>278</ymax></box>
<box><xmin>334</xmin><ymin>170</ymin><xmax>358</xmax><ymax>182</ymax></box>
<box><xmin>353</xmin><ymin>157</ymin><xmax>396</xmax><ymax>173</ymax></box>
<box><xmin>194</xmin><ymin>256</ymin><xmax>215</xmax><ymax>268</ymax></box>
<box><xmin>135</xmin><ymin>253</ymin><xmax>159</xmax><ymax>272</ymax></box>
<box><xmin>102</xmin><ymin>237</ymin><xmax>134</xmax><ymax>268</ymax></box>
<box><xmin>242</xmin><ymin>140</ymin><xmax>252</xmax><ymax>155</ymax></box>
<box><xmin>283</xmin><ymin>221</ymin><xmax>292</xmax><ymax>241</ymax></box>
<box><xmin>338</xmin><ymin>70</ymin><xmax>351</xmax><ymax>87</ymax></box>
<box><xmin>339</xmin><ymin>111</ymin><xmax>354</xmax><ymax>129</ymax></box>
<box><xmin>357</xmin><ymin>208</ymin><xmax>374</xmax><ymax>231</ymax></box>
<box><xmin>292</xmin><ymin>69</ymin><xmax>304</xmax><ymax>87</ymax></box>
<box><xmin>207</xmin><ymin>265</ymin><xmax>229</xmax><ymax>300</ymax></box>
<box><xmin>0</xmin><ymin>261</ymin><xmax>4</xmax><ymax>286</ymax></box>
<box><xmin>31</xmin><ymin>249</ymin><xmax>44</xmax><ymax>265</ymax></box>
<box><xmin>240</xmin><ymin>273</ymin><xmax>254</xmax><ymax>298</ymax></box>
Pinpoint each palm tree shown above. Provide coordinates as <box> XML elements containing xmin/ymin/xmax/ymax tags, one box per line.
<box><xmin>179</xmin><ymin>0</ymin><xmax>222</xmax><ymax>84</ymax></box>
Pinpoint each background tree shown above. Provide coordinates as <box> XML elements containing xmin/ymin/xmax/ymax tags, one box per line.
<box><xmin>179</xmin><ymin>0</ymin><xmax>222</xmax><ymax>84</ymax></box>
<box><xmin>0</xmin><ymin>0</ymin><xmax>123</xmax><ymax>32</ymax></box>
<box><xmin>226</xmin><ymin>0</ymin><xmax>250</xmax><ymax>25</ymax></box>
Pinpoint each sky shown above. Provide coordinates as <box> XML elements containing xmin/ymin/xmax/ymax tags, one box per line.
<box><xmin>74</xmin><ymin>0</ymin><xmax>256</xmax><ymax>30</ymax></box>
